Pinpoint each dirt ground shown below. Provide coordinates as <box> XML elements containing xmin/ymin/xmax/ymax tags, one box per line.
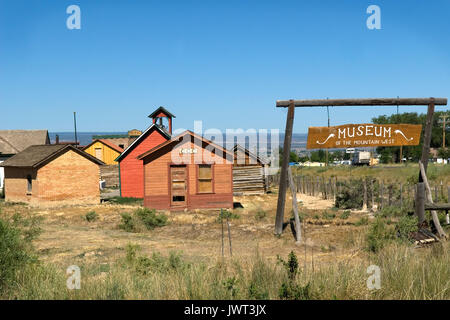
<box><xmin>0</xmin><ymin>191</ymin><xmax>372</xmax><ymax>268</ymax></box>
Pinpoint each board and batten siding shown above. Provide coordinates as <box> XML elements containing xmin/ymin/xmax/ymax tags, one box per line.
<box><xmin>84</xmin><ymin>141</ymin><xmax>121</xmax><ymax>165</ymax></box>
<box><xmin>143</xmin><ymin>140</ymin><xmax>233</xmax><ymax>210</ymax></box>
<box><xmin>119</xmin><ymin>129</ymin><xmax>168</xmax><ymax>198</ymax></box>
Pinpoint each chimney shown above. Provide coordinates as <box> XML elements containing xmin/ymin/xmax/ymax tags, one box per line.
<box><xmin>55</xmin><ymin>134</ymin><xmax>60</xmax><ymax>145</ymax></box>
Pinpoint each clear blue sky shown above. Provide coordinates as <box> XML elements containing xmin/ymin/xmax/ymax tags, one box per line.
<box><xmin>1</xmin><ymin>0</ymin><xmax>449</xmax><ymax>133</ymax></box>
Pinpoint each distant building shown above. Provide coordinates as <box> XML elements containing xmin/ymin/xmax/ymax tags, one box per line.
<box><xmin>83</xmin><ymin>139</ymin><xmax>124</xmax><ymax>165</ymax></box>
<box><xmin>0</xmin><ymin>130</ymin><xmax>50</xmax><ymax>191</ymax></box>
<box><xmin>0</xmin><ymin>145</ymin><xmax>104</xmax><ymax>206</ymax></box>
<box><xmin>92</xmin><ymin>129</ymin><xmax>142</xmax><ymax>150</ymax></box>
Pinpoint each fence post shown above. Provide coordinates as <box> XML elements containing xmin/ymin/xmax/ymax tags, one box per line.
<box><xmin>363</xmin><ymin>178</ymin><xmax>368</xmax><ymax>211</ymax></box>
<box><xmin>415</xmin><ymin>183</ymin><xmax>426</xmax><ymax>225</ymax></box>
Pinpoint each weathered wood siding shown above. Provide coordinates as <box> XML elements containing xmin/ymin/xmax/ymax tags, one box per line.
<box><xmin>119</xmin><ymin>129</ymin><xmax>168</xmax><ymax>198</ymax></box>
<box><xmin>233</xmin><ymin>165</ymin><xmax>266</xmax><ymax>195</ymax></box>
<box><xmin>143</xmin><ymin>140</ymin><xmax>233</xmax><ymax>210</ymax></box>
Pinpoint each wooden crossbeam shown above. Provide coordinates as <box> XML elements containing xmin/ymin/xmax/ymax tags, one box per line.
<box><xmin>276</xmin><ymin>97</ymin><xmax>447</xmax><ymax>107</ymax></box>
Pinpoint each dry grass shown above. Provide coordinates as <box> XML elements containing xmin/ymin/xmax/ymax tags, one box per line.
<box><xmin>0</xmin><ymin>188</ymin><xmax>449</xmax><ymax>300</ymax></box>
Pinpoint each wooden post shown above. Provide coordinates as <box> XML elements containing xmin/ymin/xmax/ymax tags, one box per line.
<box><xmin>434</xmin><ymin>185</ymin><xmax>438</xmax><ymax>202</ymax></box>
<box><xmin>363</xmin><ymin>178</ymin><xmax>368</xmax><ymax>211</ymax></box>
<box><xmin>288</xmin><ymin>167</ymin><xmax>301</xmax><ymax>243</ymax></box>
<box><xmin>379</xmin><ymin>181</ymin><xmax>384</xmax><ymax>211</ymax></box>
<box><xmin>447</xmin><ymin>185</ymin><xmax>450</xmax><ymax>203</ymax></box>
<box><xmin>370</xmin><ymin>179</ymin><xmax>374</xmax><ymax>211</ymax></box>
<box><xmin>221</xmin><ymin>209</ymin><xmax>224</xmax><ymax>258</ymax></box>
<box><xmin>275</xmin><ymin>101</ymin><xmax>295</xmax><ymax>235</ymax></box>
<box><xmin>400</xmin><ymin>183</ymin><xmax>403</xmax><ymax>207</ymax></box>
<box><xmin>419</xmin><ymin>161</ymin><xmax>447</xmax><ymax>238</ymax></box>
<box><xmin>388</xmin><ymin>184</ymin><xmax>393</xmax><ymax>207</ymax></box>
<box><xmin>227</xmin><ymin>215</ymin><xmax>232</xmax><ymax>256</ymax></box>
<box><xmin>420</xmin><ymin>101</ymin><xmax>435</xmax><ymax>178</ymax></box>
<box><xmin>415</xmin><ymin>183</ymin><xmax>426</xmax><ymax>225</ymax></box>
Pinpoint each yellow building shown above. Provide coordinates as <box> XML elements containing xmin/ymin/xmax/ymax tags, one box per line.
<box><xmin>83</xmin><ymin>139</ymin><xmax>124</xmax><ymax>165</ymax></box>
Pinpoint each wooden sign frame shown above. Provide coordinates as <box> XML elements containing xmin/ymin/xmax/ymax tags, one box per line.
<box><xmin>274</xmin><ymin>97</ymin><xmax>448</xmax><ymax>236</ymax></box>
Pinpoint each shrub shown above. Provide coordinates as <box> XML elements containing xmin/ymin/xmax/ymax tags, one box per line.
<box><xmin>119</xmin><ymin>213</ymin><xmax>135</xmax><ymax>232</ymax></box>
<box><xmin>335</xmin><ymin>180</ymin><xmax>363</xmax><ymax>209</ymax></box>
<box><xmin>279</xmin><ymin>281</ymin><xmax>311</xmax><ymax>300</ymax></box>
<box><xmin>395</xmin><ymin>215</ymin><xmax>418</xmax><ymax>240</ymax></box>
<box><xmin>366</xmin><ymin>217</ymin><xmax>395</xmax><ymax>253</ymax></box>
<box><xmin>108</xmin><ymin>197</ymin><xmax>143</xmax><ymax>205</ymax></box>
<box><xmin>85</xmin><ymin>211</ymin><xmax>98</xmax><ymax>222</ymax></box>
<box><xmin>277</xmin><ymin>251</ymin><xmax>299</xmax><ymax>280</ymax></box>
<box><xmin>119</xmin><ymin>209</ymin><xmax>168</xmax><ymax>232</ymax></box>
<box><xmin>217</xmin><ymin>210</ymin><xmax>240</xmax><ymax>223</ymax></box>
<box><xmin>339</xmin><ymin>210</ymin><xmax>351</xmax><ymax>220</ymax></box>
<box><xmin>355</xmin><ymin>216</ymin><xmax>369</xmax><ymax>226</ymax></box>
<box><xmin>134</xmin><ymin>208</ymin><xmax>168</xmax><ymax>230</ymax></box>
<box><xmin>322</xmin><ymin>211</ymin><xmax>336</xmax><ymax>220</ymax></box>
<box><xmin>0</xmin><ymin>217</ymin><xmax>35</xmax><ymax>293</ymax></box>
<box><xmin>255</xmin><ymin>209</ymin><xmax>267</xmax><ymax>220</ymax></box>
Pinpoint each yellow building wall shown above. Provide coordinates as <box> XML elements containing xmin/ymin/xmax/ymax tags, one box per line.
<box><xmin>84</xmin><ymin>141</ymin><xmax>120</xmax><ymax>165</ymax></box>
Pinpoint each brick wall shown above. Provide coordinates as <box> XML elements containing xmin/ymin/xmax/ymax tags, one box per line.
<box><xmin>4</xmin><ymin>167</ymin><xmax>38</xmax><ymax>204</ymax></box>
<box><xmin>36</xmin><ymin>150</ymin><xmax>100</xmax><ymax>206</ymax></box>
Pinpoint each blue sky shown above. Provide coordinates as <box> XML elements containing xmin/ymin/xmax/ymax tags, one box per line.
<box><xmin>1</xmin><ymin>0</ymin><xmax>449</xmax><ymax>133</ymax></box>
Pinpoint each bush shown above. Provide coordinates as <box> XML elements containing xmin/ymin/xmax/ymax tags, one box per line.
<box><xmin>119</xmin><ymin>208</ymin><xmax>168</xmax><ymax>232</ymax></box>
<box><xmin>355</xmin><ymin>216</ymin><xmax>369</xmax><ymax>226</ymax></box>
<box><xmin>85</xmin><ymin>211</ymin><xmax>98</xmax><ymax>222</ymax></box>
<box><xmin>322</xmin><ymin>211</ymin><xmax>336</xmax><ymax>220</ymax></box>
<box><xmin>339</xmin><ymin>210</ymin><xmax>351</xmax><ymax>220</ymax></box>
<box><xmin>134</xmin><ymin>208</ymin><xmax>168</xmax><ymax>230</ymax></box>
<box><xmin>108</xmin><ymin>197</ymin><xmax>143</xmax><ymax>205</ymax></box>
<box><xmin>0</xmin><ymin>217</ymin><xmax>35</xmax><ymax>293</ymax></box>
<box><xmin>119</xmin><ymin>213</ymin><xmax>135</xmax><ymax>232</ymax></box>
<box><xmin>366</xmin><ymin>217</ymin><xmax>395</xmax><ymax>253</ymax></box>
<box><xmin>395</xmin><ymin>215</ymin><xmax>418</xmax><ymax>240</ymax></box>
<box><xmin>217</xmin><ymin>210</ymin><xmax>240</xmax><ymax>223</ymax></box>
<box><xmin>255</xmin><ymin>209</ymin><xmax>267</xmax><ymax>220</ymax></box>
<box><xmin>335</xmin><ymin>180</ymin><xmax>363</xmax><ymax>209</ymax></box>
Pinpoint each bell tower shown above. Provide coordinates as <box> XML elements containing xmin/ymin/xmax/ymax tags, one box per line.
<box><xmin>148</xmin><ymin>106</ymin><xmax>176</xmax><ymax>135</ymax></box>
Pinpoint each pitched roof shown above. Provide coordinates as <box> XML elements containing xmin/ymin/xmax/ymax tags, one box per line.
<box><xmin>148</xmin><ymin>106</ymin><xmax>176</xmax><ymax>119</ymax></box>
<box><xmin>0</xmin><ymin>144</ymin><xmax>104</xmax><ymax>168</ymax></box>
<box><xmin>115</xmin><ymin>124</ymin><xmax>171</xmax><ymax>162</ymax></box>
<box><xmin>0</xmin><ymin>130</ymin><xmax>50</xmax><ymax>155</ymax></box>
<box><xmin>83</xmin><ymin>139</ymin><xmax>124</xmax><ymax>153</ymax></box>
<box><xmin>137</xmin><ymin>130</ymin><xmax>233</xmax><ymax>160</ymax></box>
<box><xmin>232</xmin><ymin>144</ymin><xmax>269</xmax><ymax>165</ymax></box>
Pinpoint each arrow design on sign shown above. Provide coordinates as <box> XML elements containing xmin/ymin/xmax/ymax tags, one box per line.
<box><xmin>316</xmin><ymin>133</ymin><xmax>335</xmax><ymax>145</ymax></box>
<box><xmin>394</xmin><ymin>130</ymin><xmax>414</xmax><ymax>141</ymax></box>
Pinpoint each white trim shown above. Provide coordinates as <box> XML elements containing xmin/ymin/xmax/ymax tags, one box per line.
<box><xmin>116</xmin><ymin>124</ymin><xmax>170</xmax><ymax>161</ymax></box>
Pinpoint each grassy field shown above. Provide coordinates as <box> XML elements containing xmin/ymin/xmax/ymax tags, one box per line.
<box><xmin>293</xmin><ymin>163</ymin><xmax>450</xmax><ymax>186</ymax></box>
<box><xmin>0</xmin><ymin>186</ymin><xmax>449</xmax><ymax>300</ymax></box>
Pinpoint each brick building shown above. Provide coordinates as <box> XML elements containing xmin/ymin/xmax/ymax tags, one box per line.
<box><xmin>0</xmin><ymin>145</ymin><xmax>104</xmax><ymax>206</ymax></box>
<box><xmin>0</xmin><ymin>130</ymin><xmax>50</xmax><ymax>191</ymax></box>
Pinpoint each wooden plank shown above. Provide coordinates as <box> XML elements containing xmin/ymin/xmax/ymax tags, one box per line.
<box><xmin>275</xmin><ymin>101</ymin><xmax>295</xmax><ymax>235</ymax></box>
<box><xmin>415</xmin><ymin>183</ymin><xmax>426</xmax><ymax>224</ymax></box>
<box><xmin>419</xmin><ymin>161</ymin><xmax>447</xmax><ymax>238</ymax></box>
<box><xmin>420</xmin><ymin>103</ymin><xmax>435</xmax><ymax>175</ymax></box>
<box><xmin>306</xmin><ymin>124</ymin><xmax>422</xmax><ymax>149</ymax></box>
<box><xmin>288</xmin><ymin>167</ymin><xmax>301</xmax><ymax>243</ymax></box>
<box><xmin>276</xmin><ymin>97</ymin><xmax>447</xmax><ymax>107</ymax></box>
<box><xmin>424</xmin><ymin>203</ymin><xmax>450</xmax><ymax>211</ymax></box>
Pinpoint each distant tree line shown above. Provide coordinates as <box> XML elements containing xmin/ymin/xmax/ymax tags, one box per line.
<box><xmin>279</xmin><ymin>111</ymin><xmax>449</xmax><ymax>165</ymax></box>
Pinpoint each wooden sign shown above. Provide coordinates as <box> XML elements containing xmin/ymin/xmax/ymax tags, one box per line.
<box><xmin>306</xmin><ymin>124</ymin><xmax>422</xmax><ymax>149</ymax></box>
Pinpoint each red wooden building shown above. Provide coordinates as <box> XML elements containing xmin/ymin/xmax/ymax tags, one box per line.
<box><xmin>116</xmin><ymin>107</ymin><xmax>173</xmax><ymax>198</ymax></box>
<box><xmin>137</xmin><ymin>130</ymin><xmax>234</xmax><ymax>210</ymax></box>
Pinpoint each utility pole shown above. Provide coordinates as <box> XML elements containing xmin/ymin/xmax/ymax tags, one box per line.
<box><xmin>439</xmin><ymin>114</ymin><xmax>448</xmax><ymax>149</ymax></box>
<box><xmin>73</xmin><ymin>112</ymin><xmax>78</xmax><ymax>146</ymax></box>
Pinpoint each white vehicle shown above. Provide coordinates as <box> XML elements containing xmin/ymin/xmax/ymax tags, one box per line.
<box><xmin>352</xmin><ymin>151</ymin><xmax>371</xmax><ymax>166</ymax></box>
